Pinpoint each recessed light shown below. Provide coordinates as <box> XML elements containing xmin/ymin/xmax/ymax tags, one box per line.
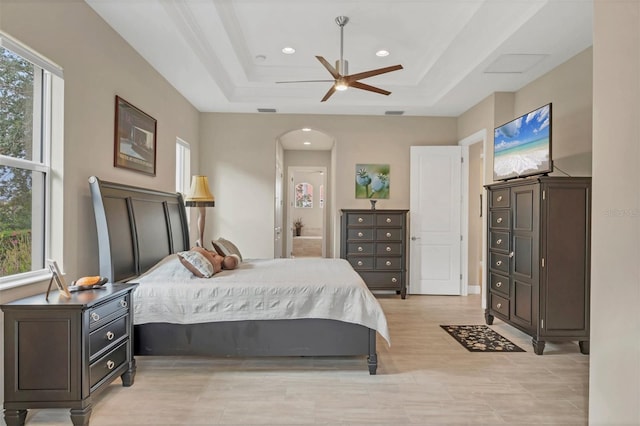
<box><xmin>376</xmin><ymin>50</ymin><xmax>390</xmax><ymax>57</ymax></box>
<box><xmin>303</xmin><ymin>141</ymin><xmax>311</xmax><ymax>145</ymax></box>
<box><xmin>302</xmin><ymin>128</ymin><xmax>311</xmax><ymax>132</ymax></box>
<box><xmin>282</xmin><ymin>47</ymin><xmax>296</xmax><ymax>55</ymax></box>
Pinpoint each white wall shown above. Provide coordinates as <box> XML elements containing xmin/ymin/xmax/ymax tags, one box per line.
<box><xmin>590</xmin><ymin>1</ymin><xmax>640</xmax><ymax>423</ymax></box>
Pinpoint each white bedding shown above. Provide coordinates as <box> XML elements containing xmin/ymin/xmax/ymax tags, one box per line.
<box><xmin>131</xmin><ymin>256</ymin><xmax>390</xmax><ymax>344</ymax></box>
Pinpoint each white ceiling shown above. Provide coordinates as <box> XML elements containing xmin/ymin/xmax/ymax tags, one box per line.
<box><xmin>86</xmin><ymin>0</ymin><xmax>592</xmax><ymax>118</ymax></box>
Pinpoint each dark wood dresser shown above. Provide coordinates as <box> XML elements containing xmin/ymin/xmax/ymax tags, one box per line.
<box><xmin>2</xmin><ymin>283</ymin><xmax>137</xmax><ymax>426</ymax></box>
<box><xmin>340</xmin><ymin>209</ymin><xmax>408</xmax><ymax>299</ymax></box>
<box><xmin>485</xmin><ymin>176</ymin><xmax>591</xmax><ymax>355</ymax></box>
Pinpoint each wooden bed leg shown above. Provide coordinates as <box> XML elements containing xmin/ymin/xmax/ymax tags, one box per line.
<box><xmin>367</xmin><ymin>353</ymin><xmax>378</xmax><ymax>375</ymax></box>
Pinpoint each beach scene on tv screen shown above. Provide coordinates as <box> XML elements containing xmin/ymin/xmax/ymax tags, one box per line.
<box><xmin>494</xmin><ymin>104</ymin><xmax>550</xmax><ymax>179</ymax></box>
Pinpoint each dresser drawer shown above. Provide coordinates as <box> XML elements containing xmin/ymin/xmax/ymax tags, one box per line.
<box><xmin>490</xmin><ymin>294</ymin><xmax>509</xmax><ymax>317</ymax></box>
<box><xmin>347</xmin><ymin>242</ymin><xmax>374</xmax><ymax>255</ymax></box>
<box><xmin>376</xmin><ymin>242</ymin><xmax>402</xmax><ymax>256</ymax></box>
<box><xmin>347</xmin><ymin>213</ymin><xmax>374</xmax><ymax>227</ymax></box>
<box><xmin>90</xmin><ymin>314</ymin><xmax>128</xmax><ymax>360</ymax></box>
<box><xmin>490</xmin><ymin>273</ymin><xmax>510</xmax><ymax>297</ymax></box>
<box><xmin>490</xmin><ymin>231</ymin><xmax>510</xmax><ymax>252</ymax></box>
<box><xmin>347</xmin><ymin>257</ymin><xmax>374</xmax><ymax>270</ymax></box>
<box><xmin>359</xmin><ymin>271</ymin><xmax>402</xmax><ymax>289</ymax></box>
<box><xmin>376</xmin><ymin>228</ymin><xmax>403</xmax><ymax>241</ymax></box>
<box><xmin>376</xmin><ymin>257</ymin><xmax>402</xmax><ymax>270</ymax></box>
<box><xmin>490</xmin><ymin>210</ymin><xmax>510</xmax><ymax>230</ymax></box>
<box><xmin>490</xmin><ymin>252</ymin><xmax>510</xmax><ymax>274</ymax></box>
<box><xmin>90</xmin><ymin>341</ymin><xmax>128</xmax><ymax>390</ymax></box>
<box><xmin>347</xmin><ymin>228</ymin><xmax>374</xmax><ymax>241</ymax></box>
<box><xmin>88</xmin><ymin>293</ymin><xmax>130</xmax><ymax>329</ymax></box>
<box><xmin>491</xmin><ymin>189</ymin><xmax>510</xmax><ymax>208</ymax></box>
<box><xmin>376</xmin><ymin>214</ymin><xmax>403</xmax><ymax>227</ymax></box>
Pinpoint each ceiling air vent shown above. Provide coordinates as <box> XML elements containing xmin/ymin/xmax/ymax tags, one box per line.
<box><xmin>257</xmin><ymin>108</ymin><xmax>277</xmax><ymax>113</ymax></box>
<box><xmin>385</xmin><ymin>110</ymin><xmax>405</xmax><ymax>115</ymax></box>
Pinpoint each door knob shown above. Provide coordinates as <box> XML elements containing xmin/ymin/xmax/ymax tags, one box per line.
<box><xmin>411</xmin><ymin>236</ymin><xmax>420</xmax><ymax>241</ymax></box>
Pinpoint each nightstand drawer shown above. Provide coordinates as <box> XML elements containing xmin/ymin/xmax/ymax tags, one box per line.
<box><xmin>89</xmin><ymin>293</ymin><xmax>129</xmax><ymax>329</ymax></box>
<box><xmin>376</xmin><ymin>257</ymin><xmax>402</xmax><ymax>270</ymax></box>
<box><xmin>376</xmin><ymin>214</ymin><xmax>403</xmax><ymax>227</ymax></box>
<box><xmin>376</xmin><ymin>242</ymin><xmax>402</xmax><ymax>256</ymax></box>
<box><xmin>376</xmin><ymin>228</ymin><xmax>403</xmax><ymax>241</ymax></box>
<box><xmin>347</xmin><ymin>257</ymin><xmax>374</xmax><ymax>270</ymax></box>
<box><xmin>348</xmin><ymin>228</ymin><xmax>374</xmax><ymax>241</ymax></box>
<box><xmin>347</xmin><ymin>213</ymin><xmax>374</xmax><ymax>227</ymax></box>
<box><xmin>347</xmin><ymin>242</ymin><xmax>374</xmax><ymax>255</ymax></box>
<box><xmin>490</xmin><ymin>294</ymin><xmax>509</xmax><ymax>317</ymax></box>
<box><xmin>90</xmin><ymin>341</ymin><xmax>128</xmax><ymax>389</ymax></box>
<box><xmin>90</xmin><ymin>314</ymin><xmax>128</xmax><ymax>360</ymax></box>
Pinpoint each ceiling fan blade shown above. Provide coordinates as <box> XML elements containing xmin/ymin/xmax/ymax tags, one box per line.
<box><xmin>276</xmin><ymin>80</ymin><xmax>334</xmax><ymax>84</ymax></box>
<box><xmin>346</xmin><ymin>64</ymin><xmax>403</xmax><ymax>82</ymax></box>
<box><xmin>320</xmin><ymin>85</ymin><xmax>337</xmax><ymax>102</ymax></box>
<box><xmin>350</xmin><ymin>81</ymin><xmax>391</xmax><ymax>96</ymax></box>
<box><xmin>316</xmin><ymin>56</ymin><xmax>340</xmax><ymax>79</ymax></box>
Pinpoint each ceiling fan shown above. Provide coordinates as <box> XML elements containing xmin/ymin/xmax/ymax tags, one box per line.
<box><xmin>277</xmin><ymin>16</ymin><xmax>403</xmax><ymax>102</ymax></box>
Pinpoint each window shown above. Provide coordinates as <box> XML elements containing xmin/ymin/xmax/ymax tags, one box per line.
<box><xmin>175</xmin><ymin>138</ymin><xmax>191</xmax><ymax>194</ymax></box>
<box><xmin>0</xmin><ymin>33</ymin><xmax>63</xmax><ymax>282</ymax></box>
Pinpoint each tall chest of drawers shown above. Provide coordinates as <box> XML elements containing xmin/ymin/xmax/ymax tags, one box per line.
<box><xmin>340</xmin><ymin>209</ymin><xmax>408</xmax><ymax>299</ymax></box>
<box><xmin>2</xmin><ymin>283</ymin><xmax>137</xmax><ymax>426</ymax></box>
<box><xmin>485</xmin><ymin>177</ymin><xmax>591</xmax><ymax>355</ymax></box>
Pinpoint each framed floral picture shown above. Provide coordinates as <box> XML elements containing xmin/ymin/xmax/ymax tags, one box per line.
<box><xmin>355</xmin><ymin>164</ymin><xmax>390</xmax><ymax>199</ymax></box>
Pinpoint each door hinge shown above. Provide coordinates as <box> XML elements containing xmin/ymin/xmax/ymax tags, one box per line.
<box><xmin>460</xmin><ymin>235</ymin><xmax>463</xmax><ymax>241</ymax></box>
<box><xmin>461</xmin><ymin>157</ymin><xmax>464</xmax><ymax>163</ymax></box>
<box><xmin>541</xmin><ymin>258</ymin><xmax>545</xmax><ymax>268</ymax></box>
<box><xmin>460</xmin><ymin>274</ymin><xmax>463</xmax><ymax>280</ymax></box>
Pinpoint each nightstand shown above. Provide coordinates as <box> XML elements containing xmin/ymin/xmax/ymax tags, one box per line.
<box><xmin>2</xmin><ymin>283</ymin><xmax>137</xmax><ymax>426</ymax></box>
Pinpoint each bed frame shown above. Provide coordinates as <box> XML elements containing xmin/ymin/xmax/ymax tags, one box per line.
<box><xmin>88</xmin><ymin>176</ymin><xmax>378</xmax><ymax>374</ymax></box>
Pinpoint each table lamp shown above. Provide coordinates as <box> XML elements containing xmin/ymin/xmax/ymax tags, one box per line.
<box><xmin>184</xmin><ymin>175</ymin><xmax>215</xmax><ymax>248</ymax></box>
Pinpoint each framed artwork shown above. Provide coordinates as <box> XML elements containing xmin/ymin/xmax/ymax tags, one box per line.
<box><xmin>114</xmin><ymin>96</ymin><xmax>157</xmax><ymax>176</ymax></box>
<box><xmin>355</xmin><ymin>164</ymin><xmax>390</xmax><ymax>199</ymax></box>
<box><xmin>46</xmin><ymin>259</ymin><xmax>70</xmax><ymax>299</ymax></box>
<box><xmin>295</xmin><ymin>182</ymin><xmax>313</xmax><ymax>208</ymax></box>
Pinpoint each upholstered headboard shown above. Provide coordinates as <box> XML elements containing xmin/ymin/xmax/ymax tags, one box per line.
<box><xmin>89</xmin><ymin>176</ymin><xmax>190</xmax><ymax>283</ymax></box>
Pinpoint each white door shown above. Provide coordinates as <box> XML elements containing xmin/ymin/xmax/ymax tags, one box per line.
<box><xmin>274</xmin><ymin>154</ymin><xmax>284</xmax><ymax>258</ymax></box>
<box><xmin>410</xmin><ymin>146</ymin><xmax>463</xmax><ymax>295</ymax></box>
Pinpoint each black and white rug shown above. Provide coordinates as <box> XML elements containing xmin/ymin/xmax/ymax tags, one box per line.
<box><xmin>440</xmin><ymin>325</ymin><xmax>525</xmax><ymax>352</ymax></box>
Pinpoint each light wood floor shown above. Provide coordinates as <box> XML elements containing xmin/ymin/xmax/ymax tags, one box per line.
<box><xmin>19</xmin><ymin>294</ymin><xmax>588</xmax><ymax>425</ymax></box>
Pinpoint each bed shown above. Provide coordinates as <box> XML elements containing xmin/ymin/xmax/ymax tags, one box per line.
<box><xmin>88</xmin><ymin>176</ymin><xmax>388</xmax><ymax>374</ymax></box>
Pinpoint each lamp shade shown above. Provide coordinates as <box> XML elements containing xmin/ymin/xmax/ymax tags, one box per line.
<box><xmin>184</xmin><ymin>175</ymin><xmax>215</xmax><ymax>207</ymax></box>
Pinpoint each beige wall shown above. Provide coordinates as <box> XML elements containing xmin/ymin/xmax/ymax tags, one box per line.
<box><xmin>467</xmin><ymin>142</ymin><xmax>483</xmax><ymax>288</ymax></box>
<box><xmin>590</xmin><ymin>1</ymin><xmax>640</xmax><ymax>423</ymax></box>
<box><xmin>199</xmin><ymin>113</ymin><xmax>457</xmax><ymax>259</ymax></box>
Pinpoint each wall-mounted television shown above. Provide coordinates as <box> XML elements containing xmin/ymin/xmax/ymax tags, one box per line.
<box><xmin>493</xmin><ymin>103</ymin><xmax>552</xmax><ymax>181</ymax></box>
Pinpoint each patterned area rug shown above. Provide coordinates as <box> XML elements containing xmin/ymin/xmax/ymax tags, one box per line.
<box><xmin>440</xmin><ymin>325</ymin><xmax>525</xmax><ymax>352</ymax></box>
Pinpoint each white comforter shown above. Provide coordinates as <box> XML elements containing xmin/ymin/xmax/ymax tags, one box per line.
<box><xmin>131</xmin><ymin>256</ymin><xmax>390</xmax><ymax>344</ymax></box>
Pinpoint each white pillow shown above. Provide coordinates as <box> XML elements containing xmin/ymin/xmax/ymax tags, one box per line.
<box><xmin>177</xmin><ymin>250</ymin><xmax>214</xmax><ymax>278</ymax></box>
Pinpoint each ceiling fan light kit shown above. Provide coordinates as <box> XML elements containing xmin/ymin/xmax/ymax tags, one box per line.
<box><xmin>277</xmin><ymin>15</ymin><xmax>403</xmax><ymax>102</ymax></box>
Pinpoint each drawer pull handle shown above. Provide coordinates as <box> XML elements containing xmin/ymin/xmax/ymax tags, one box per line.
<box><xmin>496</xmin><ymin>303</ymin><xmax>502</xmax><ymax>309</ymax></box>
<box><xmin>496</xmin><ymin>217</ymin><xmax>503</xmax><ymax>224</ymax></box>
<box><xmin>357</xmin><ymin>261</ymin><xmax>363</xmax><ymax>266</ymax></box>
<box><xmin>358</xmin><ymin>232</ymin><xmax>363</xmax><ymax>237</ymax></box>
<box><xmin>106</xmin><ymin>331</ymin><xmax>115</xmax><ymax>341</ymax></box>
<box><xmin>358</xmin><ymin>246</ymin><xmax>363</xmax><ymax>252</ymax></box>
<box><xmin>391</xmin><ymin>277</ymin><xmax>398</xmax><ymax>283</ymax></box>
<box><xmin>496</xmin><ymin>238</ymin><xmax>502</xmax><ymax>245</ymax></box>
<box><xmin>386</xmin><ymin>261</ymin><xmax>392</xmax><ymax>266</ymax></box>
<box><xmin>497</xmin><ymin>195</ymin><xmax>503</xmax><ymax>202</ymax></box>
<box><xmin>386</xmin><ymin>246</ymin><xmax>392</xmax><ymax>252</ymax></box>
<box><xmin>496</xmin><ymin>260</ymin><xmax>502</xmax><ymax>266</ymax></box>
<box><xmin>496</xmin><ymin>282</ymin><xmax>502</xmax><ymax>288</ymax></box>
<box><xmin>120</xmin><ymin>299</ymin><xmax>127</xmax><ymax>308</ymax></box>
<box><xmin>91</xmin><ymin>312</ymin><xmax>100</xmax><ymax>322</ymax></box>
<box><xmin>386</xmin><ymin>232</ymin><xmax>392</xmax><ymax>238</ymax></box>
<box><xmin>386</xmin><ymin>218</ymin><xmax>392</xmax><ymax>223</ymax></box>
<box><xmin>358</xmin><ymin>217</ymin><xmax>364</xmax><ymax>223</ymax></box>
<box><xmin>106</xmin><ymin>360</ymin><xmax>115</xmax><ymax>370</ymax></box>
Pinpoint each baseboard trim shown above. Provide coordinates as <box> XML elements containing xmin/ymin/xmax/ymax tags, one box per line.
<box><xmin>468</xmin><ymin>285</ymin><xmax>481</xmax><ymax>295</ymax></box>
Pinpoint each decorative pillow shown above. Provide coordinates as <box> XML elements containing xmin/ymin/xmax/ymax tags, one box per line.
<box><xmin>222</xmin><ymin>254</ymin><xmax>240</xmax><ymax>270</ymax></box>
<box><xmin>177</xmin><ymin>250</ymin><xmax>214</xmax><ymax>278</ymax></box>
<box><xmin>212</xmin><ymin>237</ymin><xmax>243</xmax><ymax>261</ymax></box>
<box><xmin>191</xmin><ymin>246</ymin><xmax>222</xmax><ymax>274</ymax></box>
